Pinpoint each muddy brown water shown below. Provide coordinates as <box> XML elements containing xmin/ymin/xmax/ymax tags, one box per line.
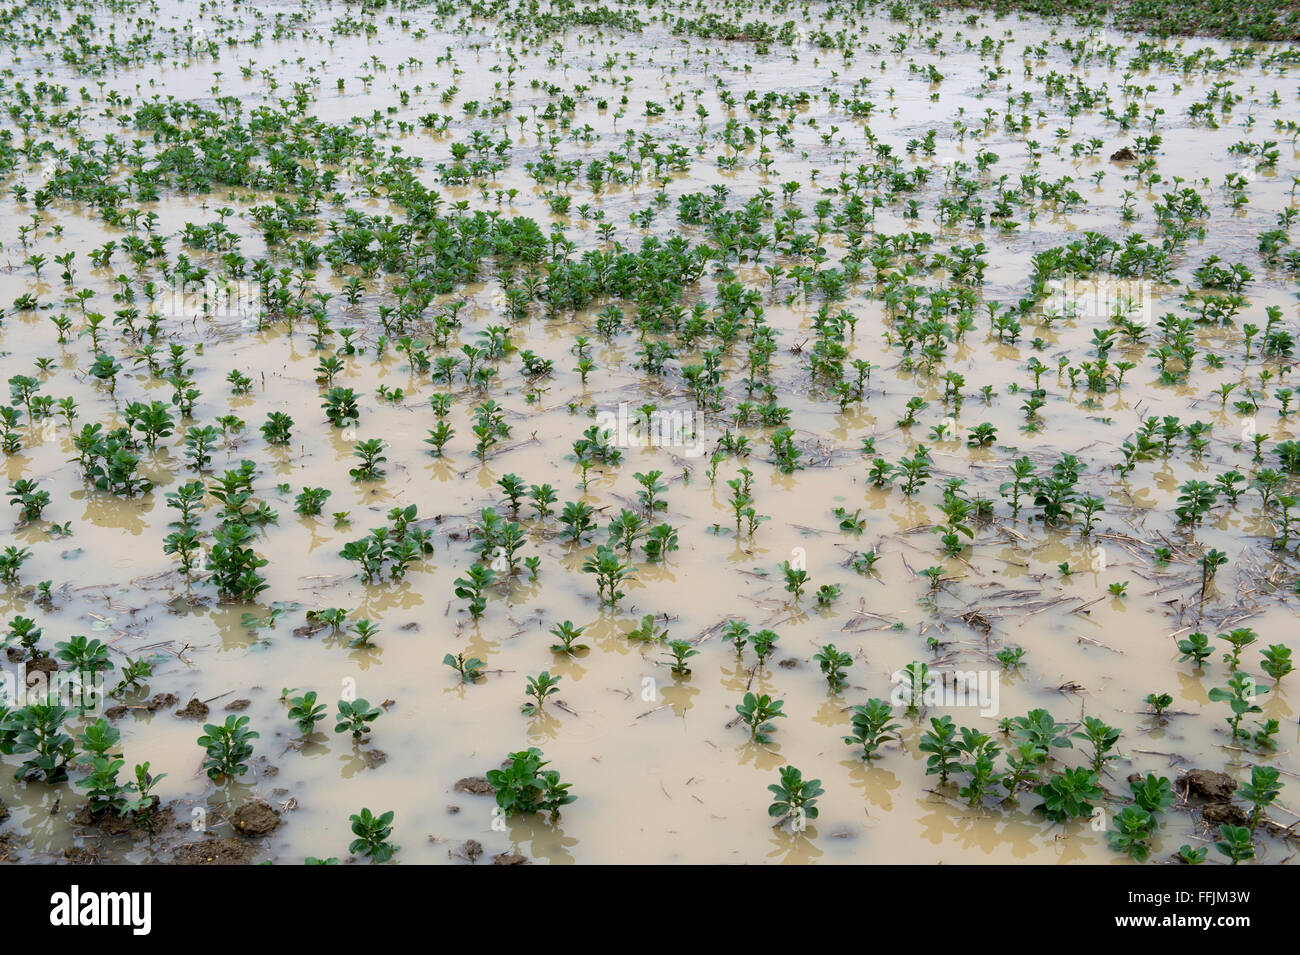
<box><xmin>0</xmin><ymin>0</ymin><xmax>1295</xmax><ymax>863</ymax></box>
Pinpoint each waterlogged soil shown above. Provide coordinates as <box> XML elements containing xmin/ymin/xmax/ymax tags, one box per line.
<box><xmin>0</xmin><ymin>0</ymin><xmax>1296</xmax><ymax>864</ymax></box>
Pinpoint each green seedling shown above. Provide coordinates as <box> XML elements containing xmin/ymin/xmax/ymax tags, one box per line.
<box><xmin>814</xmin><ymin>643</ymin><xmax>852</xmax><ymax>693</ymax></box>
<box><xmin>721</xmin><ymin>620</ymin><xmax>750</xmax><ymax>656</ymax></box>
<box><xmin>111</xmin><ymin>657</ymin><xmax>152</xmax><ymax>698</ymax></box>
<box><xmin>767</xmin><ymin>765</ymin><xmax>822</xmax><ymax>829</ymax></box>
<box><xmin>627</xmin><ymin>614</ymin><xmax>667</xmax><ymax>643</ymax></box>
<box><xmin>335</xmin><ymin>699</ymin><xmax>381</xmax><ymax>739</ymax></box>
<box><xmin>444</xmin><ymin>652</ymin><xmax>486</xmax><ymax>683</ymax></box>
<box><xmin>1107</xmin><ymin>806</ymin><xmax>1156</xmax><ymax>861</ymax></box>
<box><xmin>814</xmin><ymin>583</ymin><xmax>841</xmax><ymax>607</ymax></box>
<box><xmin>53</xmin><ymin>635</ymin><xmax>112</xmax><ymax>675</ymax></box>
<box><xmin>1009</xmin><ymin>709</ymin><xmax>1072</xmax><ymax>758</ymax></box>
<box><xmin>1217</xmin><ymin>627</ymin><xmax>1257</xmax><ymax>670</ymax></box>
<box><xmin>1145</xmin><ymin>693</ymin><xmax>1173</xmax><ymax>716</ymax></box>
<box><xmin>198</xmin><ymin>715</ymin><xmax>258</xmax><ymax>781</ymax></box>
<box><xmin>486</xmin><ymin>747</ymin><xmax>575</xmax><ymax>819</ymax></box>
<box><xmin>287</xmin><ymin>691</ymin><xmax>327</xmax><ymax>735</ymax></box>
<box><xmin>752</xmin><ymin>629</ymin><xmax>779</xmax><ymax>665</ymax></box>
<box><xmin>128</xmin><ymin>762</ymin><xmax>167</xmax><ymax>831</ymax></box>
<box><xmin>1239</xmin><ymin>765</ymin><xmax>1282</xmax><ymax>831</ymax></box>
<box><xmin>347</xmin><ymin>619</ymin><xmax>380</xmax><ymax>649</ymax></box>
<box><xmin>955</xmin><ymin>727</ymin><xmax>1003</xmax><ymax>806</ymax></box>
<box><xmin>1214</xmin><ymin>824</ymin><xmax>1254</xmax><ymax>864</ymax></box>
<box><xmin>1072</xmin><ymin>716</ymin><xmax>1121</xmax><ymax>774</ymax></box>
<box><xmin>736</xmin><ymin>692</ymin><xmax>785</xmax><ymax>744</ymax></box>
<box><xmin>522</xmin><ymin>671</ymin><xmax>561</xmax><ymax>714</ymax></box>
<box><xmin>1035</xmin><ymin>767</ymin><xmax>1103</xmax><ymax>823</ymax></box>
<box><xmin>582</xmin><ymin>544</ymin><xmax>633</xmax><ymax>606</ymax></box>
<box><xmin>995</xmin><ymin>646</ymin><xmax>1025</xmax><ymax>669</ymax></box>
<box><xmin>1176</xmin><ymin>631</ymin><xmax>1212</xmax><ymax>668</ymax></box>
<box><xmin>349</xmin><ymin>808</ymin><xmax>396</xmax><ymax>863</ymax></box>
<box><xmin>453</xmin><ymin>563</ymin><xmax>497</xmax><ymax>619</ymax></box>
<box><xmin>1179</xmin><ymin>845</ymin><xmax>1208</xmax><ymax>865</ymax></box>
<box><xmin>10</xmin><ymin>699</ymin><xmax>76</xmax><ymax>782</ymax></box>
<box><xmin>1208</xmin><ymin>672</ymin><xmax>1268</xmax><ymax>741</ymax></box>
<box><xmin>549</xmin><ymin>621</ymin><xmax>588</xmax><ymax>655</ymax></box>
<box><xmin>844</xmin><ymin>698</ymin><xmax>899</xmax><ymax>760</ymax></box>
<box><xmin>780</xmin><ymin>560</ymin><xmax>808</xmax><ymax>600</ymax></box>
<box><xmin>1261</xmin><ymin>644</ymin><xmax>1293</xmax><ymax>681</ymax></box>
<box><xmin>665</xmin><ymin>640</ymin><xmax>698</xmax><ymax>675</ymax></box>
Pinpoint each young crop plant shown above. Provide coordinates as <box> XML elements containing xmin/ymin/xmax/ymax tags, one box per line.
<box><xmin>918</xmin><ymin>715</ymin><xmax>960</xmax><ymax>783</ymax></box>
<box><xmin>10</xmin><ymin>699</ymin><xmax>76</xmax><ymax>782</ymax></box>
<box><xmin>1107</xmin><ymin>806</ymin><xmax>1156</xmax><ymax>861</ymax></box>
<box><xmin>486</xmin><ymin>747</ymin><xmax>575</xmax><ymax>819</ymax></box>
<box><xmin>955</xmin><ymin>727</ymin><xmax>1003</xmax><ymax>806</ymax></box>
<box><xmin>1208</xmin><ymin>672</ymin><xmax>1268</xmax><ymax>741</ymax></box>
<box><xmin>128</xmin><ymin>763</ymin><xmax>167</xmax><ymax>831</ymax></box>
<box><xmin>768</xmin><ymin>766</ymin><xmax>823</xmax><ymax>829</ymax></box>
<box><xmin>751</xmin><ymin>629</ymin><xmax>779</xmax><ymax>666</ymax></box>
<box><xmin>1214</xmin><ymin>824</ymin><xmax>1255</xmax><ymax>865</ymax></box>
<box><xmin>287</xmin><ymin>691</ymin><xmax>327</xmax><ymax>735</ymax></box>
<box><xmin>664</xmin><ymin>640</ymin><xmax>698</xmax><ymax>676</ymax></box>
<box><xmin>1035</xmin><ymin>767</ymin><xmax>1104</xmax><ymax>823</ymax></box>
<box><xmin>522</xmin><ymin>672</ymin><xmax>561</xmax><ymax>714</ymax></box>
<box><xmin>349</xmin><ymin>439</ymin><xmax>387</xmax><ymax>480</ymax></box>
<box><xmin>844</xmin><ymin>698</ymin><xmax>900</xmax><ymax>760</ymax></box>
<box><xmin>780</xmin><ymin>560</ymin><xmax>809</xmax><ymax>601</ymax></box>
<box><xmin>582</xmin><ymin>544</ymin><xmax>633</xmax><ymax>606</ymax></box>
<box><xmin>548</xmin><ymin>620</ymin><xmax>588</xmax><ymax>655</ymax></box>
<box><xmin>349</xmin><ymin>808</ymin><xmax>397</xmax><ymax>863</ymax></box>
<box><xmin>322</xmin><ymin>387</ymin><xmax>359</xmax><ymax>427</ymax></box>
<box><xmin>347</xmin><ymin>619</ymin><xmax>381</xmax><ymax>650</ymax></box>
<box><xmin>1261</xmin><ymin>644</ymin><xmax>1293</xmax><ymax>681</ymax></box>
<box><xmin>198</xmin><ymin>716</ymin><xmax>258</xmax><ymax>781</ymax></box>
<box><xmin>453</xmin><ymin>563</ymin><xmax>497</xmax><ymax>619</ymax></box>
<box><xmin>444</xmin><ymin>651</ymin><xmax>486</xmax><ymax>683</ymax></box>
<box><xmin>1177</xmin><ymin>631</ymin><xmax>1213</xmax><ymax>669</ymax></box>
<box><xmin>735</xmin><ymin>692</ymin><xmax>785</xmax><ymax>744</ymax></box>
<box><xmin>261</xmin><ymin>411</ymin><xmax>293</xmax><ymax>445</ymax></box>
<box><xmin>1072</xmin><ymin>716</ymin><xmax>1121</xmax><ymax>775</ymax></box>
<box><xmin>335</xmin><ymin>699</ymin><xmax>382</xmax><ymax>739</ymax></box>
<box><xmin>53</xmin><ymin>635</ymin><xmax>113</xmax><ymax>677</ymax></box>
<box><xmin>1144</xmin><ymin>693</ymin><xmax>1174</xmax><ymax>717</ymax></box>
<box><xmin>1217</xmin><ymin>627</ymin><xmax>1257</xmax><ymax>670</ymax></box>
<box><xmin>8</xmin><ymin>479</ymin><xmax>50</xmax><ymax>521</ymax></box>
<box><xmin>1006</xmin><ymin>709</ymin><xmax>1072</xmax><ymax>769</ymax></box>
<box><xmin>807</xmin><ymin>635</ymin><xmax>853</xmax><ymax>689</ymax></box>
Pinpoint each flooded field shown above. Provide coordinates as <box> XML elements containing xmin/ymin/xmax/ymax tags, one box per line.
<box><xmin>0</xmin><ymin>0</ymin><xmax>1297</xmax><ymax>866</ymax></box>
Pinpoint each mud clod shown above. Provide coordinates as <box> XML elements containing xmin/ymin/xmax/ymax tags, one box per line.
<box><xmin>231</xmin><ymin>800</ymin><xmax>282</xmax><ymax>836</ymax></box>
<box><xmin>176</xmin><ymin>698</ymin><xmax>210</xmax><ymax>720</ymax></box>
<box><xmin>25</xmin><ymin>657</ymin><xmax>58</xmax><ymax>680</ymax></box>
<box><xmin>454</xmin><ymin>776</ymin><xmax>495</xmax><ymax>795</ymax></box>
<box><xmin>453</xmin><ymin>839</ymin><xmax>484</xmax><ymax>863</ymax></box>
<box><xmin>1202</xmin><ymin>803</ymin><xmax>1247</xmax><ymax>827</ymax></box>
<box><xmin>1177</xmin><ymin>770</ymin><xmax>1236</xmax><ymax>802</ymax></box>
